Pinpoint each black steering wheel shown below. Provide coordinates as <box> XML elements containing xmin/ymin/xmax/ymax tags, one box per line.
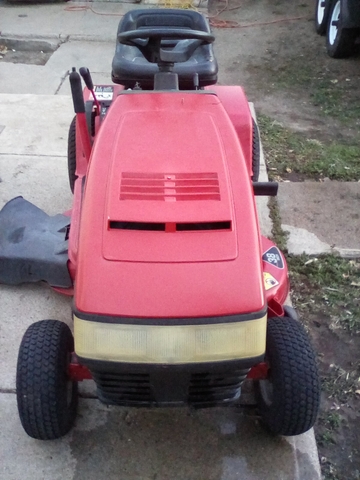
<box><xmin>118</xmin><ymin>28</ymin><xmax>215</xmax><ymax>64</ymax></box>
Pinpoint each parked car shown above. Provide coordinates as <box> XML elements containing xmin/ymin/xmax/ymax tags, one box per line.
<box><xmin>315</xmin><ymin>0</ymin><xmax>360</xmax><ymax>57</ymax></box>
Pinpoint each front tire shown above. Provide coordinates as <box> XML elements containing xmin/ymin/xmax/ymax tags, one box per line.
<box><xmin>257</xmin><ymin>317</ymin><xmax>320</xmax><ymax>436</ymax></box>
<box><xmin>315</xmin><ymin>0</ymin><xmax>331</xmax><ymax>35</ymax></box>
<box><xmin>16</xmin><ymin>320</ymin><xmax>78</xmax><ymax>440</ymax></box>
<box><xmin>326</xmin><ymin>0</ymin><xmax>358</xmax><ymax>58</ymax></box>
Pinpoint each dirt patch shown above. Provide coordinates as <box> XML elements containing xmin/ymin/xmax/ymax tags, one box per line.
<box><xmin>311</xmin><ymin>314</ymin><xmax>360</xmax><ymax>480</ymax></box>
<box><xmin>0</xmin><ymin>38</ymin><xmax>59</xmax><ymax>65</ymax></box>
<box><xmin>288</xmin><ymin>255</ymin><xmax>360</xmax><ymax>480</ymax></box>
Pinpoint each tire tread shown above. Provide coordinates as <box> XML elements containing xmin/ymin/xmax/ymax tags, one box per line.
<box><xmin>258</xmin><ymin>317</ymin><xmax>320</xmax><ymax>436</ymax></box>
<box><xmin>252</xmin><ymin>118</ymin><xmax>260</xmax><ymax>182</ymax></box>
<box><xmin>16</xmin><ymin>320</ymin><xmax>78</xmax><ymax>440</ymax></box>
<box><xmin>67</xmin><ymin>116</ymin><xmax>77</xmax><ymax>194</ymax></box>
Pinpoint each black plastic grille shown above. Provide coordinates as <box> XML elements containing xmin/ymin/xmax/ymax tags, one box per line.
<box><xmin>91</xmin><ymin>367</ymin><xmax>250</xmax><ymax>407</ymax></box>
<box><xmin>91</xmin><ymin>370</ymin><xmax>153</xmax><ymax>405</ymax></box>
<box><xmin>189</xmin><ymin>369</ymin><xmax>250</xmax><ymax>406</ymax></box>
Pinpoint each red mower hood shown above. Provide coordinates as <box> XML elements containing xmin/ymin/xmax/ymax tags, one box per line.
<box><xmin>75</xmin><ymin>92</ymin><xmax>265</xmax><ymax>319</ymax></box>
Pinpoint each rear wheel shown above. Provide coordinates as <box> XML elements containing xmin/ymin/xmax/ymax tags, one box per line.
<box><xmin>315</xmin><ymin>0</ymin><xmax>331</xmax><ymax>35</ymax></box>
<box><xmin>16</xmin><ymin>320</ymin><xmax>78</xmax><ymax>440</ymax></box>
<box><xmin>326</xmin><ymin>0</ymin><xmax>358</xmax><ymax>58</ymax></box>
<box><xmin>67</xmin><ymin>116</ymin><xmax>77</xmax><ymax>194</ymax></box>
<box><xmin>257</xmin><ymin>316</ymin><xmax>320</xmax><ymax>436</ymax></box>
<box><xmin>251</xmin><ymin>119</ymin><xmax>260</xmax><ymax>182</ymax></box>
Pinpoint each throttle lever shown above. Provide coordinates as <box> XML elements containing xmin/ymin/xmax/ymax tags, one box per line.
<box><xmin>79</xmin><ymin>67</ymin><xmax>100</xmax><ymax>114</ymax></box>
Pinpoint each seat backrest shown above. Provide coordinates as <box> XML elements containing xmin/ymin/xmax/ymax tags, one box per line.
<box><xmin>117</xmin><ymin>9</ymin><xmax>212</xmax><ymax>35</ymax></box>
<box><xmin>112</xmin><ymin>9</ymin><xmax>218</xmax><ymax>89</ymax></box>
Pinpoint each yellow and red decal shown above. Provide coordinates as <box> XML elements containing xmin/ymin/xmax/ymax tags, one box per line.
<box><xmin>261</xmin><ymin>237</ymin><xmax>289</xmax><ymax>305</ymax></box>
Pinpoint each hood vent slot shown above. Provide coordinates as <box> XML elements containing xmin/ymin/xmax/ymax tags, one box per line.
<box><xmin>110</xmin><ymin>221</ymin><xmax>166</xmax><ymax>231</ymax></box>
<box><xmin>109</xmin><ymin>221</ymin><xmax>231</xmax><ymax>232</ymax></box>
<box><xmin>120</xmin><ymin>172</ymin><xmax>220</xmax><ymax>201</ymax></box>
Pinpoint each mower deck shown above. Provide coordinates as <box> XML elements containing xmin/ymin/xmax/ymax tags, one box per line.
<box><xmin>0</xmin><ymin>197</ymin><xmax>71</xmax><ymax>288</ymax></box>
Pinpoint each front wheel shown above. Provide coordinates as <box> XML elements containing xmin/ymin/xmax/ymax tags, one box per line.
<box><xmin>256</xmin><ymin>316</ymin><xmax>320</xmax><ymax>436</ymax></box>
<box><xmin>326</xmin><ymin>0</ymin><xmax>358</xmax><ymax>58</ymax></box>
<box><xmin>16</xmin><ymin>320</ymin><xmax>78</xmax><ymax>440</ymax></box>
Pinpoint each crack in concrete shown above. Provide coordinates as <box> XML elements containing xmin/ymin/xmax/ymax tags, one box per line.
<box><xmin>55</xmin><ymin>69</ymin><xmax>70</xmax><ymax>95</ymax></box>
<box><xmin>0</xmin><ymin>388</ymin><xmax>16</xmax><ymax>394</ymax></box>
<box><xmin>0</xmin><ymin>153</ymin><xmax>66</xmax><ymax>158</ymax></box>
<box><xmin>0</xmin><ymin>388</ymin><xmax>98</xmax><ymax>398</ymax></box>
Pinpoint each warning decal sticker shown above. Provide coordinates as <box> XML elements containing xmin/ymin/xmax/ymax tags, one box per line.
<box><xmin>263</xmin><ymin>272</ymin><xmax>279</xmax><ymax>291</ymax></box>
<box><xmin>262</xmin><ymin>246</ymin><xmax>284</xmax><ymax>269</ymax></box>
<box><xmin>94</xmin><ymin>86</ymin><xmax>114</xmax><ymax>101</ymax></box>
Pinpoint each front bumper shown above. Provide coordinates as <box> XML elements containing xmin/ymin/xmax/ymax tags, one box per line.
<box><xmin>74</xmin><ymin>309</ymin><xmax>266</xmax><ymax>406</ymax></box>
<box><xmin>74</xmin><ymin>310</ymin><xmax>267</xmax><ymax>365</ymax></box>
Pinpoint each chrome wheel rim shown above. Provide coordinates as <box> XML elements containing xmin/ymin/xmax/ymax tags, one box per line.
<box><xmin>317</xmin><ymin>0</ymin><xmax>326</xmax><ymax>25</ymax></box>
<box><xmin>329</xmin><ymin>1</ymin><xmax>341</xmax><ymax>45</ymax></box>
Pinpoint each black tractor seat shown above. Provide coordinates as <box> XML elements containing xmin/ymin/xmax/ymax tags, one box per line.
<box><xmin>111</xmin><ymin>9</ymin><xmax>218</xmax><ymax>89</ymax></box>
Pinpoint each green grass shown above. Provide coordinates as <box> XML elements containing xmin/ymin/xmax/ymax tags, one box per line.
<box><xmin>312</xmin><ymin>79</ymin><xmax>360</xmax><ymax>122</ymax></box>
<box><xmin>258</xmin><ymin>114</ymin><xmax>360</xmax><ymax>181</ymax></box>
<box><xmin>261</xmin><ymin>53</ymin><xmax>360</xmax><ymax>126</ymax></box>
<box><xmin>288</xmin><ymin>254</ymin><xmax>360</xmax><ymax>333</ymax></box>
<box><xmin>317</xmin><ymin>413</ymin><xmax>340</xmax><ymax>447</ymax></box>
<box><xmin>268</xmin><ymin>197</ymin><xmax>288</xmax><ymax>252</ymax></box>
<box><xmin>318</xmin><ymin>430</ymin><xmax>336</xmax><ymax>447</ymax></box>
<box><xmin>323</xmin><ymin>412</ymin><xmax>342</xmax><ymax>430</ymax></box>
<box><xmin>321</xmin><ymin>362</ymin><xmax>360</xmax><ymax>402</ymax></box>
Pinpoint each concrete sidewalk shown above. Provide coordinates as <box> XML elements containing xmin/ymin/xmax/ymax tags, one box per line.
<box><xmin>278</xmin><ymin>181</ymin><xmax>360</xmax><ymax>257</ymax></box>
<box><xmin>0</xmin><ymin>1</ymin><xmax>139</xmax><ymax>42</ymax></box>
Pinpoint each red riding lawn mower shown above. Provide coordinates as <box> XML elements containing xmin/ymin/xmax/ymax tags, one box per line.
<box><xmin>0</xmin><ymin>9</ymin><xmax>320</xmax><ymax>440</ymax></box>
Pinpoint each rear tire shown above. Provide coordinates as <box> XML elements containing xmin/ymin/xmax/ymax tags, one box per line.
<box><xmin>257</xmin><ymin>317</ymin><xmax>320</xmax><ymax>436</ymax></box>
<box><xmin>16</xmin><ymin>320</ymin><xmax>78</xmax><ymax>440</ymax></box>
<box><xmin>326</xmin><ymin>0</ymin><xmax>358</xmax><ymax>58</ymax></box>
<box><xmin>67</xmin><ymin>116</ymin><xmax>77</xmax><ymax>194</ymax></box>
<box><xmin>251</xmin><ymin>119</ymin><xmax>260</xmax><ymax>182</ymax></box>
<box><xmin>315</xmin><ymin>0</ymin><xmax>331</xmax><ymax>35</ymax></box>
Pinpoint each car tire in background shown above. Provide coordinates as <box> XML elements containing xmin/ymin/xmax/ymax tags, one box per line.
<box><xmin>315</xmin><ymin>0</ymin><xmax>331</xmax><ymax>35</ymax></box>
<box><xmin>326</xmin><ymin>0</ymin><xmax>358</xmax><ymax>57</ymax></box>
